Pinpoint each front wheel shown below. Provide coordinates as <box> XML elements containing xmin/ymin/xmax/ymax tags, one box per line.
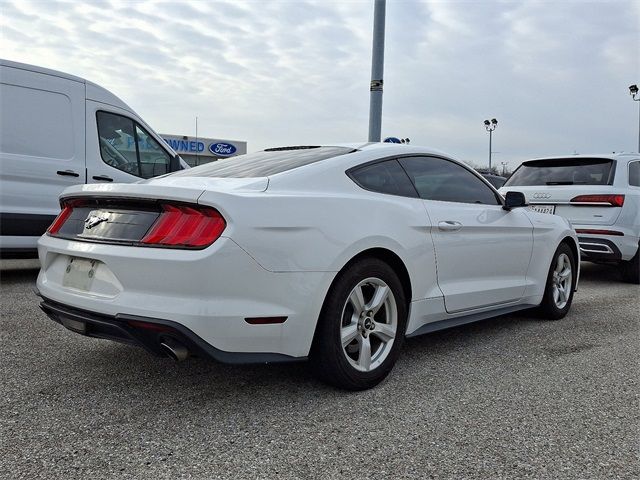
<box><xmin>537</xmin><ymin>243</ymin><xmax>577</xmax><ymax>320</ymax></box>
<box><xmin>310</xmin><ymin>258</ymin><xmax>407</xmax><ymax>390</ymax></box>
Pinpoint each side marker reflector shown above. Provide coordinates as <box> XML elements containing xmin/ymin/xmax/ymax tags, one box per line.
<box><xmin>245</xmin><ymin>317</ymin><xmax>288</xmax><ymax>325</ymax></box>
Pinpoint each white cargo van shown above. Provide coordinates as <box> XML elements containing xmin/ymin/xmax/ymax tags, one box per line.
<box><xmin>0</xmin><ymin>60</ymin><xmax>185</xmax><ymax>258</ymax></box>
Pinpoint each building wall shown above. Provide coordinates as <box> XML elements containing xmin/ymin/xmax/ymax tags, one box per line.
<box><xmin>161</xmin><ymin>134</ymin><xmax>247</xmax><ymax>167</ymax></box>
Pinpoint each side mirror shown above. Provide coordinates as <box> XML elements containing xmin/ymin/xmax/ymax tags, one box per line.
<box><xmin>503</xmin><ymin>191</ymin><xmax>527</xmax><ymax>211</ymax></box>
<box><xmin>169</xmin><ymin>154</ymin><xmax>181</xmax><ymax>172</ymax></box>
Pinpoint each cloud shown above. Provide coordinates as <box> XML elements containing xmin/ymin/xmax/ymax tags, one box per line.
<box><xmin>0</xmin><ymin>0</ymin><xmax>638</xmax><ymax>169</ymax></box>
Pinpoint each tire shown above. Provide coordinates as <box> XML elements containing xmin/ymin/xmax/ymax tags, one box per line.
<box><xmin>620</xmin><ymin>244</ymin><xmax>640</xmax><ymax>284</ymax></box>
<box><xmin>310</xmin><ymin>258</ymin><xmax>408</xmax><ymax>390</ymax></box>
<box><xmin>537</xmin><ymin>242</ymin><xmax>577</xmax><ymax>320</ymax></box>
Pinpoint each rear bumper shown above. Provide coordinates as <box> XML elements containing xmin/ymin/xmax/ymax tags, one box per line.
<box><xmin>574</xmin><ymin>227</ymin><xmax>639</xmax><ymax>262</ymax></box>
<box><xmin>577</xmin><ymin>236</ymin><xmax>623</xmax><ymax>262</ymax></box>
<box><xmin>36</xmin><ymin>234</ymin><xmax>335</xmax><ymax>359</ymax></box>
<box><xmin>39</xmin><ymin>295</ymin><xmax>299</xmax><ymax>364</ymax></box>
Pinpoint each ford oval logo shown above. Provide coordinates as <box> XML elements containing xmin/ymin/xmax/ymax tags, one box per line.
<box><xmin>209</xmin><ymin>143</ymin><xmax>237</xmax><ymax>156</ymax></box>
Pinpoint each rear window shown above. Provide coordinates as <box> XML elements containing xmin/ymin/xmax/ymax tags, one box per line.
<box><xmin>505</xmin><ymin>158</ymin><xmax>615</xmax><ymax>186</ymax></box>
<box><xmin>168</xmin><ymin>146</ymin><xmax>355</xmax><ymax>178</ymax></box>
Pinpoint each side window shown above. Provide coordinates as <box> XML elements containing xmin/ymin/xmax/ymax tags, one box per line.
<box><xmin>629</xmin><ymin>161</ymin><xmax>640</xmax><ymax>187</ymax></box>
<box><xmin>349</xmin><ymin>159</ymin><xmax>418</xmax><ymax>197</ymax></box>
<box><xmin>135</xmin><ymin>125</ymin><xmax>171</xmax><ymax>178</ymax></box>
<box><xmin>96</xmin><ymin>111</ymin><xmax>170</xmax><ymax>179</ymax></box>
<box><xmin>399</xmin><ymin>156</ymin><xmax>500</xmax><ymax>205</ymax></box>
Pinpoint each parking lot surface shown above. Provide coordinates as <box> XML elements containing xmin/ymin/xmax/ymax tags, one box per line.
<box><xmin>1</xmin><ymin>261</ymin><xmax>638</xmax><ymax>479</ymax></box>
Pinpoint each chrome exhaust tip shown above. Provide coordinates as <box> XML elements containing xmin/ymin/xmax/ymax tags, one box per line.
<box><xmin>159</xmin><ymin>337</ymin><xmax>189</xmax><ymax>362</ymax></box>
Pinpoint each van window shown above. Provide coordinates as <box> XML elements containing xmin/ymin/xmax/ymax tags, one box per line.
<box><xmin>135</xmin><ymin>125</ymin><xmax>171</xmax><ymax>178</ymax></box>
<box><xmin>0</xmin><ymin>83</ymin><xmax>74</xmax><ymax>159</ymax></box>
<box><xmin>96</xmin><ymin>111</ymin><xmax>170</xmax><ymax>178</ymax></box>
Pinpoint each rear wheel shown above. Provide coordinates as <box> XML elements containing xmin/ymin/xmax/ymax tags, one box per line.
<box><xmin>310</xmin><ymin>258</ymin><xmax>407</xmax><ymax>390</ymax></box>
<box><xmin>537</xmin><ymin>243</ymin><xmax>576</xmax><ymax>320</ymax></box>
<box><xmin>621</xmin><ymin>244</ymin><xmax>640</xmax><ymax>284</ymax></box>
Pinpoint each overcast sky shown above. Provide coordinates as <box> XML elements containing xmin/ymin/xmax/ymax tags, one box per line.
<box><xmin>1</xmin><ymin>0</ymin><xmax>638</xmax><ymax>170</ymax></box>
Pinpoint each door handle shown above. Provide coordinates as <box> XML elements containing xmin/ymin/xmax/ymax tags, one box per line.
<box><xmin>438</xmin><ymin>221</ymin><xmax>463</xmax><ymax>232</ymax></box>
<box><xmin>56</xmin><ymin>170</ymin><xmax>80</xmax><ymax>177</ymax></box>
<box><xmin>92</xmin><ymin>175</ymin><xmax>113</xmax><ymax>182</ymax></box>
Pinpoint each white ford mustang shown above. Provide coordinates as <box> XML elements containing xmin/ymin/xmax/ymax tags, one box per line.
<box><xmin>37</xmin><ymin>143</ymin><xmax>580</xmax><ymax>390</ymax></box>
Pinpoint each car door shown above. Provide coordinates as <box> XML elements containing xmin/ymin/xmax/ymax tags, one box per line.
<box><xmin>86</xmin><ymin>103</ymin><xmax>173</xmax><ymax>184</ymax></box>
<box><xmin>399</xmin><ymin>156</ymin><xmax>534</xmax><ymax>313</ymax></box>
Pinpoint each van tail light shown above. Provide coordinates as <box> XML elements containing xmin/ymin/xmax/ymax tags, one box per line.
<box><xmin>570</xmin><ymin>194</ymin><xmax>625</xmax><ymax>207</ymax></box>
<box><xmin>141</xmin><ymin>203</ymin><xmax>226</xmax><ymax>247</ymax></box>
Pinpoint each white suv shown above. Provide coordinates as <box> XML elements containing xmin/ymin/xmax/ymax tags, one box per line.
<box><xmin>500</xmin><ymin>153</ymin><xmax>640</xmax><ymax>284</ymax></box>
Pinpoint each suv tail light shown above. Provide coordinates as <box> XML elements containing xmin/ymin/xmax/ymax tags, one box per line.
<box><xmin>570</xmin><ymin>194</ymin><xmax>625</xmax><ymax>207</ymax></box>
<box><xmin>141</xmin><ymin>204</ymin><xmax>225</xmax><ymax>247</ymax></box>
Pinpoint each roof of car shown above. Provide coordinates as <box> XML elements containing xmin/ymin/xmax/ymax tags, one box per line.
<box><xmin>264</xmin><ymin>142</ymin><xmax>455</xmax><ymax>158</ymax></box>
<box><xmin>522</xmin><ymin>153</ymin><xmax>640</xmax><ymax>164</ymax></box>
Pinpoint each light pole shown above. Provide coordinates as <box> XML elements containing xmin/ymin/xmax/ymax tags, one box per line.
<box><xmin>368</xmin><ymin>0</ymin><xmax>386</xmax><ymax>142</ymax></box>
<box><xmin>629</xmin><ymin>84</ymin><xmax>640</xmax><ymax>152</ymax></box>
<box><xmin>483</xmin><ymin>118</ymin><xmax>498</xmax><ymax>172</ymax></box>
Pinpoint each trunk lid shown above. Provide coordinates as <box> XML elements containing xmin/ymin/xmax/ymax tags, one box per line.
<box><xmin>53</xmin><ymin>176</ymin><xmax>267</xmax><ymax>246</ymax></box>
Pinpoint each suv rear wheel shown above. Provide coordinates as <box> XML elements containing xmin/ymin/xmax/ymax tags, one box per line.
<box><xmin>621</xmin><ymin>243</ymin><xmax>640</xmax><ymax>284</ymax></box>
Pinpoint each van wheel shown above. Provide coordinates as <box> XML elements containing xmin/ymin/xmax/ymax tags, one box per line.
<box><xmin>537</xmin><ymin>243</ymin><xmax>576</xmax><ymax>320</ymax></box>
<box><xmin>621</xmin><ymin>244</ymin><xmax>640</xmax><ymax>284</ymax></box>
<box><xmin>310</xmin><ymin>258</ymin><xmax>407</xmax><ymax>390</ymax></box>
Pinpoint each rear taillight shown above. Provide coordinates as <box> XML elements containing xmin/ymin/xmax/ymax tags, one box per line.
<box><xmin>570</xmin><ymin>194</ymin><xmax>625</xmax><ymax>207</ymax></box>
<box><xmin>575</xmin><ymin>229</ymin><xmax>624</xmax><ymax>236</ymax></box>
<box><xmin>141</xmin><ymin>203</ymin><xmax>226</xmax><ymax>247</ymax></box>
<box><xmin>46</xmin><ymin>205</ymin><xmax>74</xmax><ymax>234</ymax></box>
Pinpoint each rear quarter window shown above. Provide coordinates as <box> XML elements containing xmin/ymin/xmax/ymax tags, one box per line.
<box><xmin>505</xmin><ymin>158</ymin><xmax>614</xmax><ymax>186</ymax></box>
<box><xmin>348</xmin><ymin>160</ymin><xmax>418</xmax><ymax>197</ymax></box>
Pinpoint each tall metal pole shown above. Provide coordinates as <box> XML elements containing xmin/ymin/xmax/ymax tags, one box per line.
<box><xmin>368</xmin><ymin>0</ymin><xmax>386</xmax><ymax>142</ymax></box>
<box><xmin>629</xmin><ymin>85</ymin><xmax>639</xmax><ymax>152</ymax></box>
<box><xmin>488</xmin><ymin>130</ymin><xmax>492</xmax><ymax>172</ymax></box>
<box><xmin>484</xmin><ymin>118</ymin><xmax>497</xmax><ymax>172</ymax></box>
<box><xmin>195</xmin><ymin>116</ymin><xmax>199</xmax><ymax>166</ymax></box>
<box><xmin>637</xmin><ymin>100</ymin><xmax>640</xmax><ymax>152</ymax></box>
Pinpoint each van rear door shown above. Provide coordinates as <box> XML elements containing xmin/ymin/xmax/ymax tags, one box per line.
<box><xmin>0</xmin><ymin>63</ymin><xmax>85</xmax><ymax>246</ymax></box>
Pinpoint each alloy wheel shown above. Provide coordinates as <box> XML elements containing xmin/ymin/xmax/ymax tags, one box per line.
<box><xmin>552</xmin><ymin>253</ymin><xmax>572</xmax><ymax>309</ymax></box>
<box><xmin>340</xmin><ymin>277</ymin><xmax>398</xmax><ymax>372</ymax></box>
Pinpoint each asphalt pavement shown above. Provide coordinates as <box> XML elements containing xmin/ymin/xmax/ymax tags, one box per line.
<box><xmin>1</xmin><ymin>261</ymin><xmax>638</xmax><ymax>479</ymax></box>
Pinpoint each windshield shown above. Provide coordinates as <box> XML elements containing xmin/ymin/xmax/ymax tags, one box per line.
<box><xmin>504</xmin><ymin>158</ymin><xmax>614</xmax><ymax>186</ymax></box>
<box><xmin>168</xmin><ymin>146</ymin><xmax>355</xmax><ymax>178</ymax></box>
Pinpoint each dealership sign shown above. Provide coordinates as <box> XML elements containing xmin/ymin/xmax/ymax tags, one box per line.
<box><xmin>161</xmin><ymin>135</ymin><xmax>245</xmax><ymax>158</ymax></box>
<box><xmin>209</xmin><ymin>143</ymin><xmax>237</xmax><ymax>156</ymax></box>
